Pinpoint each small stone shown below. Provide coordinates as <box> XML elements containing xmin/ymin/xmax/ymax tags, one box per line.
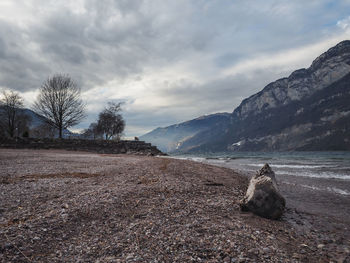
<box><xmin>317</xmin><ymin>244</ymin><xmax>325</xmax><ymax>249</ymax></box>
<box><xmin>248</xmin><ymin>248</ymin><xmax>257</xmax><ymax>254</ymax></box>
<box><xmin>262</xmin><ymin>247</ymin><xmax>271</xmax><ymax>253</ymax></box>
<box><xmin>4</xmin><ymin>243</ymin><xmax>14</xmax><ymax>250</ymax></box>
<box><xmin>290</xmin><ymin>254</ymin><xmax>297</xmax><ymax>260</ymax></box>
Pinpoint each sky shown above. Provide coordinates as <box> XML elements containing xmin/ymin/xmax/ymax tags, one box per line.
<box><xmin>0</xmin><ymin>0</ymin><xmax>350</xmax><ymax>137</ymax></box>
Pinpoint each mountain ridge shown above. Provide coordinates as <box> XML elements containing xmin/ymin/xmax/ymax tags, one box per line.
<box><xmin>139</xmin><ymin>113</ymin><xmax>231</xmax><ymax>152</ymax></box>
<box><xmin>233</xmin><ymin>40</ymin><xmax>350</xmax><ymax>120</ymax></box>
<box><xmin>141</xmin><ymin>40</ymin><xmax>350</xmax><ymax>153</ymax></box>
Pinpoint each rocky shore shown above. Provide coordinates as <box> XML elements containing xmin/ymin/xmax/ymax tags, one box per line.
<box><xmin>0</xmin><ymin>149</ymin><xmax>349</xmax><ymax>262</ymax></box>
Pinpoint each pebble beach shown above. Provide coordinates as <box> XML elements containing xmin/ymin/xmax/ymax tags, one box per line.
<box><xmin>1</xmin><ymin>149</ymin><xmax>349</xmax><ymax>262</ymax></box>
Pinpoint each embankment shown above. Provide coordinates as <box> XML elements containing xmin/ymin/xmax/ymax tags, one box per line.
<box><xmin>0</xmin><ymin>137</ymin><xmax>165</xmax><ymax>156</ymax></box>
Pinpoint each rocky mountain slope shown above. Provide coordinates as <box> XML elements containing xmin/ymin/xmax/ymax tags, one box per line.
<box><xmin>142</xmin><ymin>40</ymin><xmax>350</xmax><ymax>153</ymax></box>
<box><xmin>139</xmin><ymin>113</ymin><xmax>230</xmax><ymax>152</ymax></box>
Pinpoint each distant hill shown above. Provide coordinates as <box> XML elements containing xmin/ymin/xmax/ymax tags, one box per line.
<box><xmin>0</xmin><ymin>107</ymin><xmax>73</xmax><ymax>138</ymax></box>
<box><xmin>141</xmin><ymin>40</ymin><xmax>350</xmax><ymax>153</ymax></box>
<box><xmin>139</xmin><ymin>113</ymin><xmax>231</xmax><ymax>152</ymax></box>
<box><xmin>21</xmin><ymin>108</ymin><xmax>46</xmax><ymax>129</ymax></box>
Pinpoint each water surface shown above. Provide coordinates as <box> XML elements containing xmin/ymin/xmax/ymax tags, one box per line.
<box><xmin>171</xmin><ymin>151</ymin><xmax>350</xmax><ymax>196</ymax></box>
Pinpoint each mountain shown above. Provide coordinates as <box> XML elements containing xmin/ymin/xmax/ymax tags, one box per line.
<box><xmin>0</xmin><ymin>107</ymin><xmax>73</xmax><ymax>138</ymax></box>
<box><xmin>139</xmin><ymin>113</ymin><xmax>231</xmax><ymax>152</ymax></box>
<box><xmin>142</xmin><ymin>40</ymin><xmax>350</xmax><ymax>153</ymax></box>
<box><xmin>0</xmin><ymin>107</ymin><xmax>44</xmax><ymax>129</ymax></box>
<box><xmin>21</xmin><ymin>108</ymin><xmax>47</xmax><ymax>129</ymax></box>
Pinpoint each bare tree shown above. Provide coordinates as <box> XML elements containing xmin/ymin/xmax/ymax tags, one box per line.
<box><xmin>0</xmin><ymin>90</ymin><xmax>25</xmax><ymax>137</ymax></box>
<box><xmin>82</xmin><ymin>122</ymin><xmax>102</xmax><ymax>140</ymax></box>
<box><xmin>17</xmin><ymin>114</ymin><xmax>32</xmax><ymax>137</ymax></box>
<box><xmin>30</xmin><ymin>123</ymin><xmax>56</xmax><ymax>139</ymax></box>
<box><xmin>33</xmin><ymin>74</ymin><xmax>85</xmax><ymax>138</ymax></box>
<box><xmin>96</xmin><ymin>102</ymin><xmax>125</xmax><ymax>140</ymax></box>
<box><xmin>0</xmin><ymin>124</ymin><xmax>5</xmax><ymax>138</ymax></box>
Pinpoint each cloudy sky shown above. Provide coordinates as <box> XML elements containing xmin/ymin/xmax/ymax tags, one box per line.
<box><xmin>1</xmin><ymin>0</ymin><xmax>350</xmax><ymax>136</ymax></box>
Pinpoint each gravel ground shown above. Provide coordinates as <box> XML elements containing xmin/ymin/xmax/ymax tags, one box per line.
<box><xmin>0</xmin><ymin>149</ymin><xmax>349</xmax><ymax>262</ymax></box>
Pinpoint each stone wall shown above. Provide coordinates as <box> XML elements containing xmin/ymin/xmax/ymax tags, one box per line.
<box><xmin>0</xmin><ymin>138</ymin><xmax>165</xmax><ymax>156</ymax></box>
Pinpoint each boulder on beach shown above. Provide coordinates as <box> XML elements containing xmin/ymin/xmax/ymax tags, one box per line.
<box><xmin>240</xmin><ymin>163</ymin><xmax>285</xmax><ymax>219</ymax></box>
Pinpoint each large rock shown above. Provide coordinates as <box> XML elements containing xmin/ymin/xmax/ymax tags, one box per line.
<box><xmin>240</xmin><ymin>164</ymin><xmax>285</xmax><ymax>219</ymax></box>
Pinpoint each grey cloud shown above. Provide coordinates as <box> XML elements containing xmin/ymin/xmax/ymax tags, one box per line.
<box><xmin>156</xmin><ymin>70</ymin><xmax>289</xmax><ymax>112</ymax></box>
<box><xmin>42</xmin><ymin>43</ymin><xmax>86</xmax><ymax>64</ymax></box>
<box><xmin>0</xmin><ymin>21</ymin><xmax>50</xmax><ymax>91</ymax></box>
<box><xmin>28</xmin><ymin>3</ymin><xmax>158</xmax><ymax>88</ymax></box>
<box><xmin>0</xmin><ymin>37</ymin><xmax>7</xmax><ymax>59</ymax></box>
<box><xmin>112</xmin><ymin>69</ymin><xmax>291</xmax><ymax>136</ymax></box>
<box><xmin>214</xmin><ymin>53</ymin><xmax>247</xmax><ymax>68</ymax></box>
<box><xmin>1</xmin><ymin>0</ymin><xmax>350</xmax><ymax>136</ymax></box>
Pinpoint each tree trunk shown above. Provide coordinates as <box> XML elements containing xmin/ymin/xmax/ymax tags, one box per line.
<box><xmin>9</xmin><ymin>129</ymin><xmax>14</xmax><ymax>138</ymax></box>
<box><xmin>59</xmin><ymin>127</ymin><xmax>62</xmax><ymax>139</ymax></box>
<box><xmin>8</xmin><ymin>115</ymin><xmax>14</xmax><ymax>137</ymax></box>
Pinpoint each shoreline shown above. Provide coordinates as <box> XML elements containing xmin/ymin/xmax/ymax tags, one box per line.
<box><xmin>1</xmin><ymin>149</ymin><xmax>349</xmax><ymax>262</ymax></box>
<box><xmin>169</xmin><ymin>155</ymin><xmax>350</xmax><ymax>220</ymax></box>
